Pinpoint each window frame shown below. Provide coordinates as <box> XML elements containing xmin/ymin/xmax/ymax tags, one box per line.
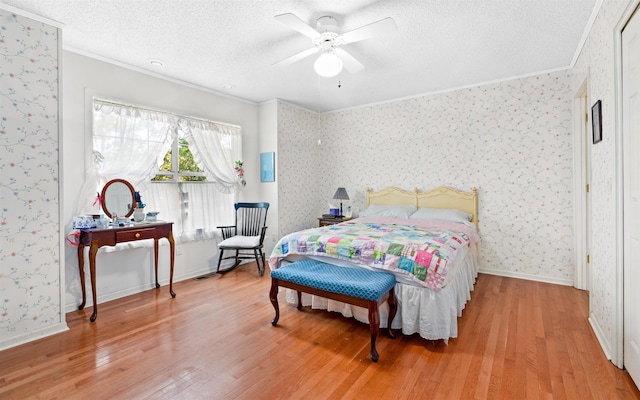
<box><xmin>154</xmin><ymin>129</ymin><xmax>207</xmax><ymax>182</ymax></box>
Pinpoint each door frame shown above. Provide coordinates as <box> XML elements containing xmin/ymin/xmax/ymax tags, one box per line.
<box><xmin>572</xmin><ymin>78</ymin><xmax>589</xmax><ymax>291</ymax></box>
<box><xmin>614</xmin><ymin>0</ymin><xmax>640</xmax><ymax>369</ymax></box>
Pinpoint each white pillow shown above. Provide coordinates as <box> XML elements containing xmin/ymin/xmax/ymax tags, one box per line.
<box><xmin>359</xmin><ymin>204</ymin><xmax>417</xmax><ymax>219</ymax></box>
<box><xmin>409</xmin><ymin>207</ymin><xmax>472</xmax><ymax>223</ymax></box>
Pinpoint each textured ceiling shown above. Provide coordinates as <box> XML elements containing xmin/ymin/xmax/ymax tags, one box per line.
<box><xmin>4</xmin><ymin>0</ymin><xmax>598</xmax><ymax>113</ymax></box>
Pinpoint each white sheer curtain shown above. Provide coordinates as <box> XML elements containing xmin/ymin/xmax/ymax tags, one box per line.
<box><xmin>180</xmin><ymin>119</ymin><xmax>242</xmax><ymax>194</ymax></box>
<box><xmin>180</xmin><ymin>182</ymin><xmax>235</xmax><ymax>235</ymax></box>
<box><xmin>74</xmin><ymin>100</ymin><xmax>174</xmax><ymax>215</ymax></box>
<box><xmin>144</xmin><ymin>182</ymin><xmax>180</xmax><ymax>235</ymax></box>
<box><xmin>92</xmin><ymin>99</ymin><xmax>175</xmax><ymax>189</ymax></box>
<box><xmin>144</xmin><ymin>183</ymin><xmax>235</xmax><ymax>242</ymax></box>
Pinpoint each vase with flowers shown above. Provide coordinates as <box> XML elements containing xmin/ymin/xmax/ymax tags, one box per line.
<box><xmin>235</xmin><ymin>160</ymin><xmax>246</xmax><ymax>186</ymax></box>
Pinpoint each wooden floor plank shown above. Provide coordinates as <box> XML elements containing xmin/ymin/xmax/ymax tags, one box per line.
<box><xmin>0</xmin><ymin>265</ymin><xmax>638</xmax><ymax>399</ymax></box>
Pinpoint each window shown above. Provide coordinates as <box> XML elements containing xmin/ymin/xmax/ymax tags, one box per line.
<box><xmin>153</xmin><ymin>137</ymin><xmax>206</xmax><ymax>182</ymax></box>
<box><xmin>92</xmin><ymin>98</ymin><xmax>242</xmax><ymax>242</ymax></box>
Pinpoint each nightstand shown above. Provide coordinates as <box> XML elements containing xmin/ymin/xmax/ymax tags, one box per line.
<box><xmin>318</xmin><ymin>216</ymin><xmax>349</xmax><ymax>227</ymax></box>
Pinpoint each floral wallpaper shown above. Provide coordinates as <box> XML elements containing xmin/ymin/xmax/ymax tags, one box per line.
<box><xmin>278</xmin><ymin>71</ymin><xmax>574</xmax><ymax>284</ymax></box>
<box><xmin>0</xmin><ymin>9</ymin><xmax>62</xmax><ymax>347</ymax></box>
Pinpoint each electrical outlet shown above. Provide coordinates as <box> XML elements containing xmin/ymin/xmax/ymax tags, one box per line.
<box><xmin>176</xmin><ymin>245</ymin><xmax>182</xmax><ymax>255</ymax></box>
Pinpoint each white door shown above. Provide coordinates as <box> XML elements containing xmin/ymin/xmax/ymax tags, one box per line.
<box><xmin>623</xmin><ymin>5</ymin><xmax>640</xmax><ymax>388</ymax></box>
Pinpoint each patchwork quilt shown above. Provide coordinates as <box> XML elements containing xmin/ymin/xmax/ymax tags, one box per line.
<box><xmin>269</xmin><ymin>216</ymin><xmax>480</xmax><ymax>291</ymax></box>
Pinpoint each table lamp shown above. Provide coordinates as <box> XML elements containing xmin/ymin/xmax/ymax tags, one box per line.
<box><xmin>332</xmin><ymin>187</ymin><xmax>350</xmax><ymax>217</ymax></box>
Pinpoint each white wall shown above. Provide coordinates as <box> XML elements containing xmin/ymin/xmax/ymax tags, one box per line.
<box><xmin>62</xmin><ymin>51</ymin><xmax>260</xmax><ymax>311</ymax></box>
<box><xmin>258</xmin><ymin>100</ymin><xmax>279</xmax><ymax>255</ymax></box>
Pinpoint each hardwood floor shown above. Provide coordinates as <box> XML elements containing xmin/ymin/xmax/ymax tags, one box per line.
<box><xmin>1</xmin><ymin>263</ymin><xmax>638</xmax><ymax>399</ymax></box>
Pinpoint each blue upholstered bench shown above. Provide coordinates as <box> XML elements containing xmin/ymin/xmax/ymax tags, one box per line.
<box><xmin>269</xmin><ymin>259</ymin><xmax>397</xmax><ymax>362</ymax></box>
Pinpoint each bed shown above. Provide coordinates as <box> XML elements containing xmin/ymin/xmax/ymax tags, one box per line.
<box><xmin>268</xmin><ymin>186</ymin><xmax>480</xmax><ymax>342</ymax></box>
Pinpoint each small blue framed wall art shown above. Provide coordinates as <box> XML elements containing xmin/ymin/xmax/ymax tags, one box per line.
<box><xmin>260</xmin><ymin>152</ymin><xmax>275</xmax><ymax>182</ymax></box>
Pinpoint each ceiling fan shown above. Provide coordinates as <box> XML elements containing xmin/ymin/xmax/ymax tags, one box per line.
<box><xmin>273</xmin><ymin>13</ymin><xmax>397</xmax><ymax>77</ymax></box>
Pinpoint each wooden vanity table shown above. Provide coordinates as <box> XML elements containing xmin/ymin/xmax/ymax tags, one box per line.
<box><xmin>77</xmin><ymin>221</ymin><xmax>176</xmax><ymax>322</ymax></box>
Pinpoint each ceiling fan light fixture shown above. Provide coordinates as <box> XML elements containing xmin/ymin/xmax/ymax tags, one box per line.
<box><xmin>314</xmin><ymin>50</ymin><xmax>343</xmax><ymax>77</ymax></box>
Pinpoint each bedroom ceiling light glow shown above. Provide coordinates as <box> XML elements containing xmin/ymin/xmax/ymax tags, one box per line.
<box><xmin>314</xmin><ymin>50</ymin><xmax>343</xmax><ymax>77</ymax></box>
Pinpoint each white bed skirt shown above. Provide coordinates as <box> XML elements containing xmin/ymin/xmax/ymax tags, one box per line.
<box><xmin>284</xmin><ymin>246</ymin><xmax>479</xmax><ymax>342</ymax></box>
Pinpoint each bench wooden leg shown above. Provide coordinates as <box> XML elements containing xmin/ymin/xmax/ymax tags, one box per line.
<box><xmin>367</xmin><ymin>301</ymin><xmax>380</xmax><ymax>362</ymax></box>
<box><xmin>387</xmin><ymin>287</ymin><xmax>397</xmax><ymax>339</ymax></box>
<box><xmin>269</xmin><ymin>278</ymin><xmax>280</xmax><ymax>326</ymax></box>
<box><xmin>268</xmin><ymin>273</ymin><xmax>396</xmax><ymax>362</ymax></box>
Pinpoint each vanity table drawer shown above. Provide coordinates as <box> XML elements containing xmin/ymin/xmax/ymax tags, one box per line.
<box><xmin>116</xmin><ymin>228</ymin><xmax>156</xmax><ymax>242</ymax></box>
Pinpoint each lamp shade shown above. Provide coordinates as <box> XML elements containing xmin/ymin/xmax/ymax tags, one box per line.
<box><xmin>332</xmin><ymin>187</ymin><xmax>350</xmax><ymax>201</ymax></box>
<box><xmin>314</xmin><ymin>51</ymin><xmax>343</xmax><ymax>77</ymax></box>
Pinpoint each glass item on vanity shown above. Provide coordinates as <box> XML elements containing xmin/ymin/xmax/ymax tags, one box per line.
<box><xmin>95</xmin><ymin>216</ymin><xmax>110</xmax><ymax>229</ymax></box>
<box><xmin>115</xmin><ymin>216</ymin><xmax>130</xmax><ymax>226</ymax></box>
<box><xmin>146</xmin><ymin>211</ymin><xmax>159</xmax><ymax>222</ymax></box>
<box><xmin>133</xmin><ymin>207</ymin><xmax>145</xmax><ymax>222</ymax></box>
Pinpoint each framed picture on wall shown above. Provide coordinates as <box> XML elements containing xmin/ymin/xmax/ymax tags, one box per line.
<box><xmin>592</xmin><ymin>100</ymin><xmax>602</xmax><ymax>144</ymax></box>
<box><xmin>260</xmin><ymin>152</ymin><xmax>275</xmax><ymax>182</ymax></box>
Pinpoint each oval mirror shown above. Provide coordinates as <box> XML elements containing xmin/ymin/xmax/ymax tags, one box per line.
<box><xmin>101</xmin><ymin>179</ymin><xmax>135</xmax><ymax>219</ymax></box>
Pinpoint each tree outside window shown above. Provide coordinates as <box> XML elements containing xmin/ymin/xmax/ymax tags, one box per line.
<box><xmin>153</xmin><ymin>138</ymin><xmax>206</xmax><ymax>182</ymax></box>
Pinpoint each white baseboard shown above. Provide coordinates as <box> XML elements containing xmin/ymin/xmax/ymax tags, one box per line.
<box><xmin>0</xmin><ymin>322</ymin><xmax>69</xmax><ymax>351</ymax></box>
<box><xmin>478</xmin><ymin>267</ymin><xmax>574</xmax><ymax>286</ymax></box>
<box><xmin>64</xmin><ymin>266</ymin><xmax>216</xmax><ymax>313</ymax></box>
<box><xmin>589</xmin><ymin>313</ymin><xmax>613</xmax><ymax>361</ymax></box>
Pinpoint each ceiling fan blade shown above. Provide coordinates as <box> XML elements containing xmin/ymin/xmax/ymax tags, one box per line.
<box><xmin>340</xmin><ymin>17</ymin><xmax>397</xmax><ymax>44</ymax></box>
<box><xmin>273</xmin><ymin>47</ymin><xmax>319</xmax><ymax>67</ymax></box>
<box><xmin>275</xmin><ymin>13</ymin><xmax>321</xmax><ymax>39</ymax></box>
<box><xmin>335</xmin><ymin>48</ymin><xmax>365</xmax><ymax>73</ymax></box>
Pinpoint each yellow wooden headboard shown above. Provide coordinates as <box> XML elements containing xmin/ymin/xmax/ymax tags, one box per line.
<box><xmin>366</xmin><ymin>186</ymin><xmax>479</xmax><ymax>229</ymax></box>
